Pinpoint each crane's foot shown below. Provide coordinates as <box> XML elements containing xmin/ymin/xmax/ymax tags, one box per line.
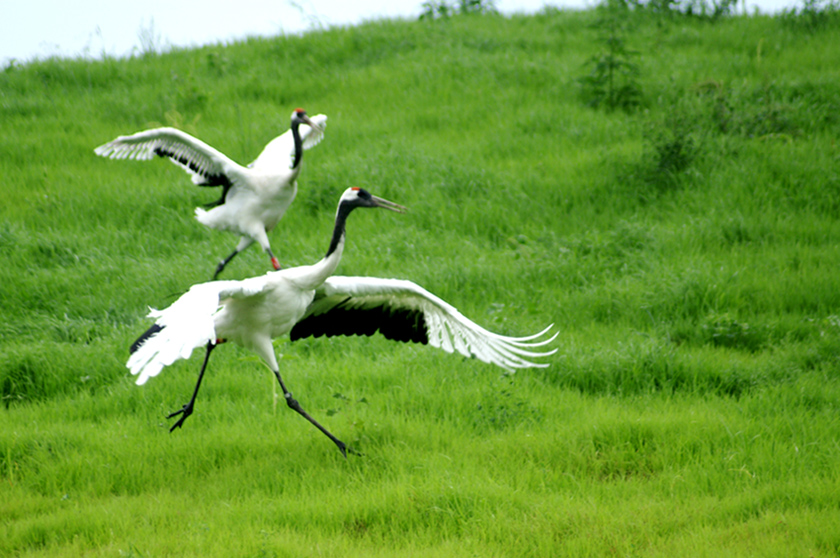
<box><xmin>166</xmin><ymin>403</ymin><xmax>194</xmax><ymax>432</ymax></box>
<box><xmin>335</xmin><ymin>439</ymin><xmax>348</xmax><ymax>458</ymax></box>
<box><xmin>331</xmin><ymin>439</ymin><xmax>365</xmax><ymax>458</ymax></box>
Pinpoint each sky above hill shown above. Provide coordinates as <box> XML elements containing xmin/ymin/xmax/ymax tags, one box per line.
<box><xmin>3</xmin><ymin>0</ymin><xmax>798</xmax><ymax>64</ymax></box>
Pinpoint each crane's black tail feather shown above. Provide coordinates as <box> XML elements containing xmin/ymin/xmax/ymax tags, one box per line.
<box><xmin>130</xmin><ymin>323</ymin><xmax>165</xmax><ymax>355</ymax></box>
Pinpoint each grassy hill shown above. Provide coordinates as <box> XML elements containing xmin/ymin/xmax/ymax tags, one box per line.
<box><xmin>2</xmin><ymin>5</ymin><xmax>840</xmax><ymax>556</ymax></box>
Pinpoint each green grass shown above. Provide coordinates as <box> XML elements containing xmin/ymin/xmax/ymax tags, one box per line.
<box><xmin>2</xmin><ymin>7</ymin><xmax>840</xmax><ymax>556</ymax></box>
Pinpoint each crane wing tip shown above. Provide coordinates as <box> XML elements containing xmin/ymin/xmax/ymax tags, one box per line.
<box><xmin>93</xmin><ymin>145</ymin><xmax>111</xmax><ymax>157</ymax></box>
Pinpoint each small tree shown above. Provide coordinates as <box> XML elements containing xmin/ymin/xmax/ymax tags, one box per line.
<box><xmin>420</xmin><ymin>0</ymin><xmax>497</xmax><ymax>19</ymax></box>
<box><xmin>781</xmin><ymin>0</ymin><xmax>840</xmax><ymax>30</ymax></box>
<box><xmin>680</xmin><ymin>0</ymin><xmax>739</xmax><ymax>19</ymax></box>
<box><xmin>579</xmin><ymin>0</ymin><xmax>643</xmax><ymax>112</ymax></box>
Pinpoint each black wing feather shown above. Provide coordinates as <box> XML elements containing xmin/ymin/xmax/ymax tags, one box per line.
<box><xmin>153</xmin><ymin>146</ymin><xmax>233</xmax><ymax>189</ymax></box>
<box><xmin>290</xmin><ymin>299</ymin><xmax>429</xmax><ymax>345</ymax></box>
<box><xmin>153</xmin><ymin>146</ymin><xmax>232</xmax><ymax>206</ymax></box>
<box><xmin>130</xmin><ymin>323</ymin><xmax>165</xmax><ymax>355</ymax></box>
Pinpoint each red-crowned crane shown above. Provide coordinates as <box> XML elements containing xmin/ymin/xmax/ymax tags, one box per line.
<box><xmin>127</xmin><ymin>187</ymin><xmax>558</xmax><ymax>457</ymax></box>
<box><xmin>95</xmin><ymin>108</ymin><xmax>326</xmax><ymax>278</ymax></box>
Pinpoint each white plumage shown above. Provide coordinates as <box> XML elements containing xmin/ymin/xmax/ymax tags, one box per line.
<box><xmin>95</xmin><ymin>108</ymin><xmax>326</xmax><ymax>278</ymax></box>
<box><xmin>290</xmin><ymin>276</ymin><xmax>557</xmax><ymax>370</ymax></box>
<box><xmin>128</xmin><ymin>187</ymin><xmax>557</xmax><ymax>456</ymax></box>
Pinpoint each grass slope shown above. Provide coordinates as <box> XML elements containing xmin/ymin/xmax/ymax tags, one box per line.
<box><xmin>2</xmin><ymin>7</ymin><xmax>840</xmax><ymax>556</ymax></box>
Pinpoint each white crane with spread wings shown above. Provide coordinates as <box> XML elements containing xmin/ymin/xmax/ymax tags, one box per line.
<box><xmin>127</xmin><ymin>188</ymin><xmax>557</xmax><ymax>456</ymax></box>
<box><xmin>95</xmin><ymin>108</ymin><xmax>326</xmax><ymax>278</ymax></box>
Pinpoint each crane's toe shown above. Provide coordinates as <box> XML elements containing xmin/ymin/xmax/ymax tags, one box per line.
<box><xmin>167</xmin><ymin>403</ymin><xmax>194</xmax><ymax>432</ymax></box>
<box><xmin>345</xmin><ymin>444</ymin><xmax>364</xmax><ymax>458</ymax></box>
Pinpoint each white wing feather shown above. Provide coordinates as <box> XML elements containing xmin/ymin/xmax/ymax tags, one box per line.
<box><xmin>249</xmin><ymin>114</ymin><xmax>327</xmax><ymax>171</ymax></box>
<box><xmin>126</xmin><ymin>276</ymin><xmax>272</xmax><ymax>385</ymax></box>
<box><xmin>312</xmin><ymin>276</ymin><xmax>558</xmax><ymax>370</ymax></box>
<box><xmin>94</xmin><ymin>127</ymin><xmax>240</xmax><ymax>185</ymax></box>
<box><xmin>300</xmin><ymin>114</ymin><xmax>328</xmax><ymax>151</ymax></box>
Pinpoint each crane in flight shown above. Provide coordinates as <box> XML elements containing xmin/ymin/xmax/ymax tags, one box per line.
<box><xmin>95</xmin><ymin>108</ymin><xmax>326</xmax><ymax>278</ymax></box>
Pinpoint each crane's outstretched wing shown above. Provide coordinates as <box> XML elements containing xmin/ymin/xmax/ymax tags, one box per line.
<box><xmin>249</xmin><ymin>114</ymin><xmax>327</xmax><ymax>171</ymax></box>
<box><xmin>94</xmin><ymin>127</ymin><xmax>238</xmax><ymax>188</ymax></box>
<box><xmin>300</xmin><ymin>114</ymin><xmax>328</xmax><ymax>151</ymax></box>
<box><xmin>290</xmin><ymin>276</ymin><xmax>558</xmax><ymax>370</ymax></box>
<box><xmin>127</xmin><ymin>276</ymin><xmax>270</xmax><ymax>385</ymax></box>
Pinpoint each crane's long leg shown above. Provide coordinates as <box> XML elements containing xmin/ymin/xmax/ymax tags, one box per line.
<box><xmin>271</xmin><ymin>368</ymin><xmax>347</xmax><ymax>458</ymax></box>
<box><xmin>266</xmin><ymin>248</ymin><xmax>281</xmax><ymax>271</ymax></box>
<box><xmin>213</xmin><ymin>249</ymin><xmax>240</xmax><ymax>280</ymax></box>
<box><xmin>167</xmin><ymin>342</ymin><xmax>216</xmax><ymax>432</ymax></box>
<box><xmin>214</xmin><ymin>237</ymin><xmax>256</xmax><ymax>279</ymax></box>
<box><xmin>213</xmin><ymin>239</ymin><xmax>281</xmax><ymax>279</ymax></box>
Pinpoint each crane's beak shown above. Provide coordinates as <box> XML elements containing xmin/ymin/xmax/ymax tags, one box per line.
<box><xmin>301</xmin><ymin>114</ymin><xmax>324</xmax><ymax>133</ymax></box>
<box><xmin>371</xmin><ymin>195</ymin><xmax>407</xmax><ymax>214</ymax></box>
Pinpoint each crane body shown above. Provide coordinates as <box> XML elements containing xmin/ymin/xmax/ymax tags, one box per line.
<box><xmin>95</xmin><ymin>109</ymin><xmax>326</xmax><ymax>278</ymax></box>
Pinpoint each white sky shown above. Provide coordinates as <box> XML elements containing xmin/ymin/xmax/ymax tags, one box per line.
<box><xmin>2</xmin><ymin>0</ymin><xmax>799</xmax><ymax>65</ymax></box>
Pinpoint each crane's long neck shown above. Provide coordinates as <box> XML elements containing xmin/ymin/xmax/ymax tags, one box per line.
<box><xmin>295</xmin><ymin>203</ymin><xmax>353</xmax><ymax>291</ymax></box>
<box><xmin>326</xmin><ymin>203</ymin><xmax>353</xmax><ymax>260</ymax></box>
<box><xmin>291</xmin><ymin>121</ymin><xmax>304</xmax><ymax>169</ymax></box>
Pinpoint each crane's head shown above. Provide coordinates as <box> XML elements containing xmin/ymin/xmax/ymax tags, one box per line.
<box><xmin>325</xmin><ymin>188</ymin><xmax>406</xmax><ymax>258</ymax></box>
<box><xmin>339</xmin><ymin>187</ymin><xmax>406</xmax><ymax>214</ymax></box>
<box><xmin>291</xmin><ymin>108</ymin><xmax>323</xmax><ymax>133</ymax></box>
